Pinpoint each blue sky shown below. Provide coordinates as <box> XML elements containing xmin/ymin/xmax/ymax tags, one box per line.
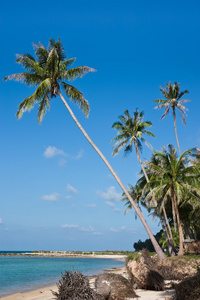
<box><xmin>0</xmin><ymin>0</ymin><xmax>200</xmax><ymax>251</ymax></box>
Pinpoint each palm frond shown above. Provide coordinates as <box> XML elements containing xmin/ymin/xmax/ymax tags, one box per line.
<box><xmin>16</xmin><ymin>78</ymin><xmax>51</xmax><ymax>119</ymax></box>
<box><xmin>38</xmin><ymin>94</ymin><xmax>51</xmax><ymax>123</ymax></box>
<box><xmin>16</xmin><ymin>54</ymin><xmax>45</xmax><ymax>75</ymax></box>
<box><xmin>3</xmin><ymin>72</ymin><xmax>43</xmax><ymax>85</ymax></box>
<box><xmin>63</xmin><ymin>66</ymin><xmax>96</xmax><ymax>81</ymax></box>
<box><xmin>61</xmin><ymin>82</ymin><xmax>89</xmax><ymax>117</ymax></box>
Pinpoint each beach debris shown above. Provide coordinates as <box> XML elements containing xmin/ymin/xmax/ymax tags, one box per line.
<box><xmin>127</xmin><ymin>250</ymin><xmax>164</xmax><ymax>291</ymax></box>
<box><xmin>157</xmin><ymin>255</ymin><xmax>200</xmax><ymax>280</ymax></box>
<box><xmin>174</xmin><ymin>270</ymin><xmax>200</xmax><ymax>300</ymax></box>
<box><xmin>52</xmin><ymin>270</ymin><xmax>105</xmax><ymax>300</ymax></box>
<box><xmin>95</xmin><ymin>272</ymin><xmax>139</xmax><ymax>299</ymax></box>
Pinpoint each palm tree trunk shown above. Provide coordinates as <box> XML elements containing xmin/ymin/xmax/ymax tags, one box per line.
<box><xmin>133</xmin><ymin>141</ymin><xmax>172</xmax><ymax>255</ymax></box>
<box><xmin>162</xmin><ymin>206</ymin><xmax>175</xmax><ymax>256</ymax></box>
<box><xmin>58</xmin><ymin>90</ymin><xmax>166</xmax><ymax>261</ymax></box>
<box><xmin>134</xmin><ymin>141</ymin><xmax>149</xmax><ymax>183</ymax></box>
<box><xmin>172</xmin><ymin>198</ymin><xmax>177</xmax><ymax>232</ymax></box>
<box><xmin>157</xmin><ymin>208</ymin><xmax>174</xmax><ymax>256</ymax></box>
<box><xmin>173</xmin><ymin>193</ymin><xmax>184</xmax><ymax>255</ymax></box>
<box><xmin>173</xmin><ymin>108</ymin><xmax>181</xmax><ymax>156</ymax></box>
<box><xmin>163</xmin><ymin>206</ymin><xmax>174</xmax><ymax>245</ymax></box>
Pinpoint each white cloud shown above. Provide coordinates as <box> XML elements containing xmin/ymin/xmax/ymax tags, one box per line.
<box><xmin>105</xmin><ymin>201</ymin><xmax>115</xmax><ymax>207</ymax></box>
<box><xmin>97</xmin><ymin>186</ymin><xmax>121</xmax><ymax>202</ymax></box>
<box><xmin>66</xmin><ymin>184</ymin><xmax>78</xmax><ymax>194</ymax></box>
<box><xmin>44</xmin><ymin>146</ymin><xmax>67</xmax><ymax>158</ymax></box>
<box><xmin>93</xmin><ymin>232</ymin><xmax>104</xmax><ymax>235</ymax></box>
<box><xmin>61</xmin><ymin>224</ymin><xmax>95</xmax><ymax>233</ymax></box>
<box><xmin>80</xmin><ymin>226</ymin><xmax>94</xmax><ymax>232</ymax></box>
<box><xmin>85</xmin><ymin>204</ymin><xmax>96</xmax><ymax>208</ymax></box>
<box><xmin>110</xmin><ymin>226</ymin><xmax>126</xmax><ymax>233</ymax></box>
<box><xmin>62</xmin><ymin>224</ymin><xmax>79</xmax><ymax>229</ymax></box>
<box><xmin>110</xmin><ymin>227</ymin><xmax>120</xmax><ymax>233</ymax></box>
<box><xmin>114</xmin><ymin>207</ymin><xmax>120</xmax><ymax>212</ymax></box>
<box><xmin>41</xmin><ymin>193</ymin><xmax>59</xmax><ymax>202</ymax></box>
<box><xmin>73</xmin><ymin>150</ymin><xmax>84</xmax><ymax>160</ymax></box>
<box><xmin>0</xmin><ymin>218</ymin><xmax>2</xmax><ymax>224</ymax></box>
<box><xmin>58</xmin><ymin>158</ymin><xmax>67</xmax><ymax>167</ymax></box>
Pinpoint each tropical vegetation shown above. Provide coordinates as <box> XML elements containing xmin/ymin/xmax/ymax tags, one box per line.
<box><xmin>3</xmin><ymin>38</ymin><xmax>166</xmax><ymax>260</ymax></box>
<box><xmin>153</xmin><ymin>81</ymin><xmax>191</xmax><ymax>156</ymax></box>
<box><xmin>4</xmin><ymin>38</ymin><xmax>200</xmax><ymax>259</ymax></box>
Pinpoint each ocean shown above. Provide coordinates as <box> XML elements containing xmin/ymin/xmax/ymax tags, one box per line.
<box><xmin>0</xmin><ymin>256</ymin><xmax>124</xmax><ymax>297</ymax></box>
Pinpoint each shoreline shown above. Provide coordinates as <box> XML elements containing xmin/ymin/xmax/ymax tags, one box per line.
<box><xmin>0</xmin><ymin>254</ymin><xmax>176</xmax><ymax>300</ymax></box>
<box><xmin>0</xmin><ymin>251</ymin><xmax>127</xmax><ymax>260</ymax></box>
<box><xmin>0</xmin><ymin>265</ymin><xmax>175</xmax><ymax>300</ymax></box>
<box><xmin>0</xmin><ymin>255</ymin><xmax>126</xmax><ymax>299</ymax></box>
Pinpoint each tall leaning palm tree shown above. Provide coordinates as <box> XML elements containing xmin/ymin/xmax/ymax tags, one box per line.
<box><xmin>153</xmin><ymin>81</ymin><xmax>191</xmax><ymax>156</ymax></box>
<box><xmin>111</xmin><ymin>109</ymin><xmax>155</xmax><ymax>183</ymax></box>
<box><xmin>4</xmin><ymin>38</ymin><xmax>166</xmax><ymax>260</ymax></box>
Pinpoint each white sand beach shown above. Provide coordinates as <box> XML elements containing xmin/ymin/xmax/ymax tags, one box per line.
<box><xmin>0</xmin><ymin>264</ymin><xmax>175</xmax><ymax>300</ymax></box>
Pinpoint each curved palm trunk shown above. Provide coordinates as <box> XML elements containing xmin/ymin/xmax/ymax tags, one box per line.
<box><xmin>173</xmin><ymin>193</ymin><xmax>184</xmax><ymax>255</ymax></box>
<box><xmin>173</xmin><ymin>108</ymin><xmax>181</xmax><ymax>156</ymax></box>
<box><xmin>58</xmin><ymin>90</ymin><xmax>166</xmax><ymax>261</ymax></box>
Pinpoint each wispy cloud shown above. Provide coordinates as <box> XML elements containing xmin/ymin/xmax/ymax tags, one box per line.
<box><xmin>97</xmin><ymin>186</ymin><xmax>121</xmax><ymax>210</ymax></box>
<box><xmin>72</xmin><ymin>150</ymin><xmax>84</xmax><ymax>160</ymax></box>
<box><xmin>110</xmin><ymin>226</ymin><xmax>126</xmax><ymax>233</ymax></box>
<box><xmin>110</xmin><ymin>227</ymin><xmax>120</xmax><ymax>233</ymax></box>
<box><xmin>61</xmin><ymin>224</ymin><xmax>79</xmax><ymax>228</ymax></box>
<box><xmin>41</xmin><ymin>193</ymin><xmax>60</xmax><ymax>202</ymax></box>
<box><xmin>61</xmin><ymin>224</ymin><xmax>95</xmax><ymax>233</ymax></box>
<box><xmin>114</xmin><ymin>207</ymin><xmax>120</xmax><ymax>212</ymax></box>
<box><xmin>0</xmin><ymin>218</ymin><xmax>2</xmax><ymax>224</ymax></box>
<box><xmin>93</xmin><ymin>231</ymin><xmax>104</xmax><ymax>235</ymax></box>
<box><xmin>66</xmin><ymin>184</ymin><xmax>78</xmax><ymax>194</ymax></box>
<box><xmin>97</xmin><ymin>186</ymin><xmax>121</xmax><ymax>202</ymax></box>
<box><xmin>79</xmin><ymin>226</ymin><xmax>94</xmax><ymax>232</ymax></box>
<box><xmin>58</xmin><ymin>158</ymin><xmax>67</xmax><ymax>167</ymax></box>
<box><xmin>44</xmin><ymin>146</ymin><xmax>67</xmax><ymax>158</ymax></box>
<box><xmin>105</xmin><ymin>201</ymin><xmax>115</xmax><ymax>207</ymax></box>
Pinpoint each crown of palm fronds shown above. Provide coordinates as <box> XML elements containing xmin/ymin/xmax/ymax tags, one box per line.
<box><xmin>153</xmin><ymin>81</ymin><xmax>191</xmax><ymax>125</ymax></box>
<box><xmin>4</xmin><ymin>38</ymin><xmax>96</xmax><ymax>123</ymax></box>
<box><xmin>111</xmin><ymin>109</ymin><xmax>155</xmax><ymax>157</ymax></box>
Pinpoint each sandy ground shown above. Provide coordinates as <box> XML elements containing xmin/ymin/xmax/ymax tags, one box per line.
<box><xmin>0</xmin><ymin>284</ymin><xmax>175</xmax><ymax>300</ymax></box>
<box><xmin>0</xmin><ymin>258</ymin><xmax>175</xmax><ymax>300</ymax></box>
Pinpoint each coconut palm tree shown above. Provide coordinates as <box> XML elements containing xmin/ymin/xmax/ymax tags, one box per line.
<box><xmin>111</xmin><ymin>109</ymin><xmax>155</xmax><ymax>183</ymax></box>
<box><xmin>111</xmin><ymin>110</ymin><xmax>175</xmax><ymax>254</ymax></box>
<box><xmin>3</xmin><ymin>38</ymin><xmax>166</xmax><ymax>260</ymax></box>
<box><xmin>153</xmin><ymin>81</ymin><xmax>191</xmax><ymax>156</ymax></box>
<box><xmin>145</xmin><ymin>145</ymin><xmax>200</xmax><ymax>255</ymax></box>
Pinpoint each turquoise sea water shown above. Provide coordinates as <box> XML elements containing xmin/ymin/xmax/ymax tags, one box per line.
<box><xmin>0</xmin><ymin>256</ymin><xmax>124</xmax><ymax>297</ymax></box>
